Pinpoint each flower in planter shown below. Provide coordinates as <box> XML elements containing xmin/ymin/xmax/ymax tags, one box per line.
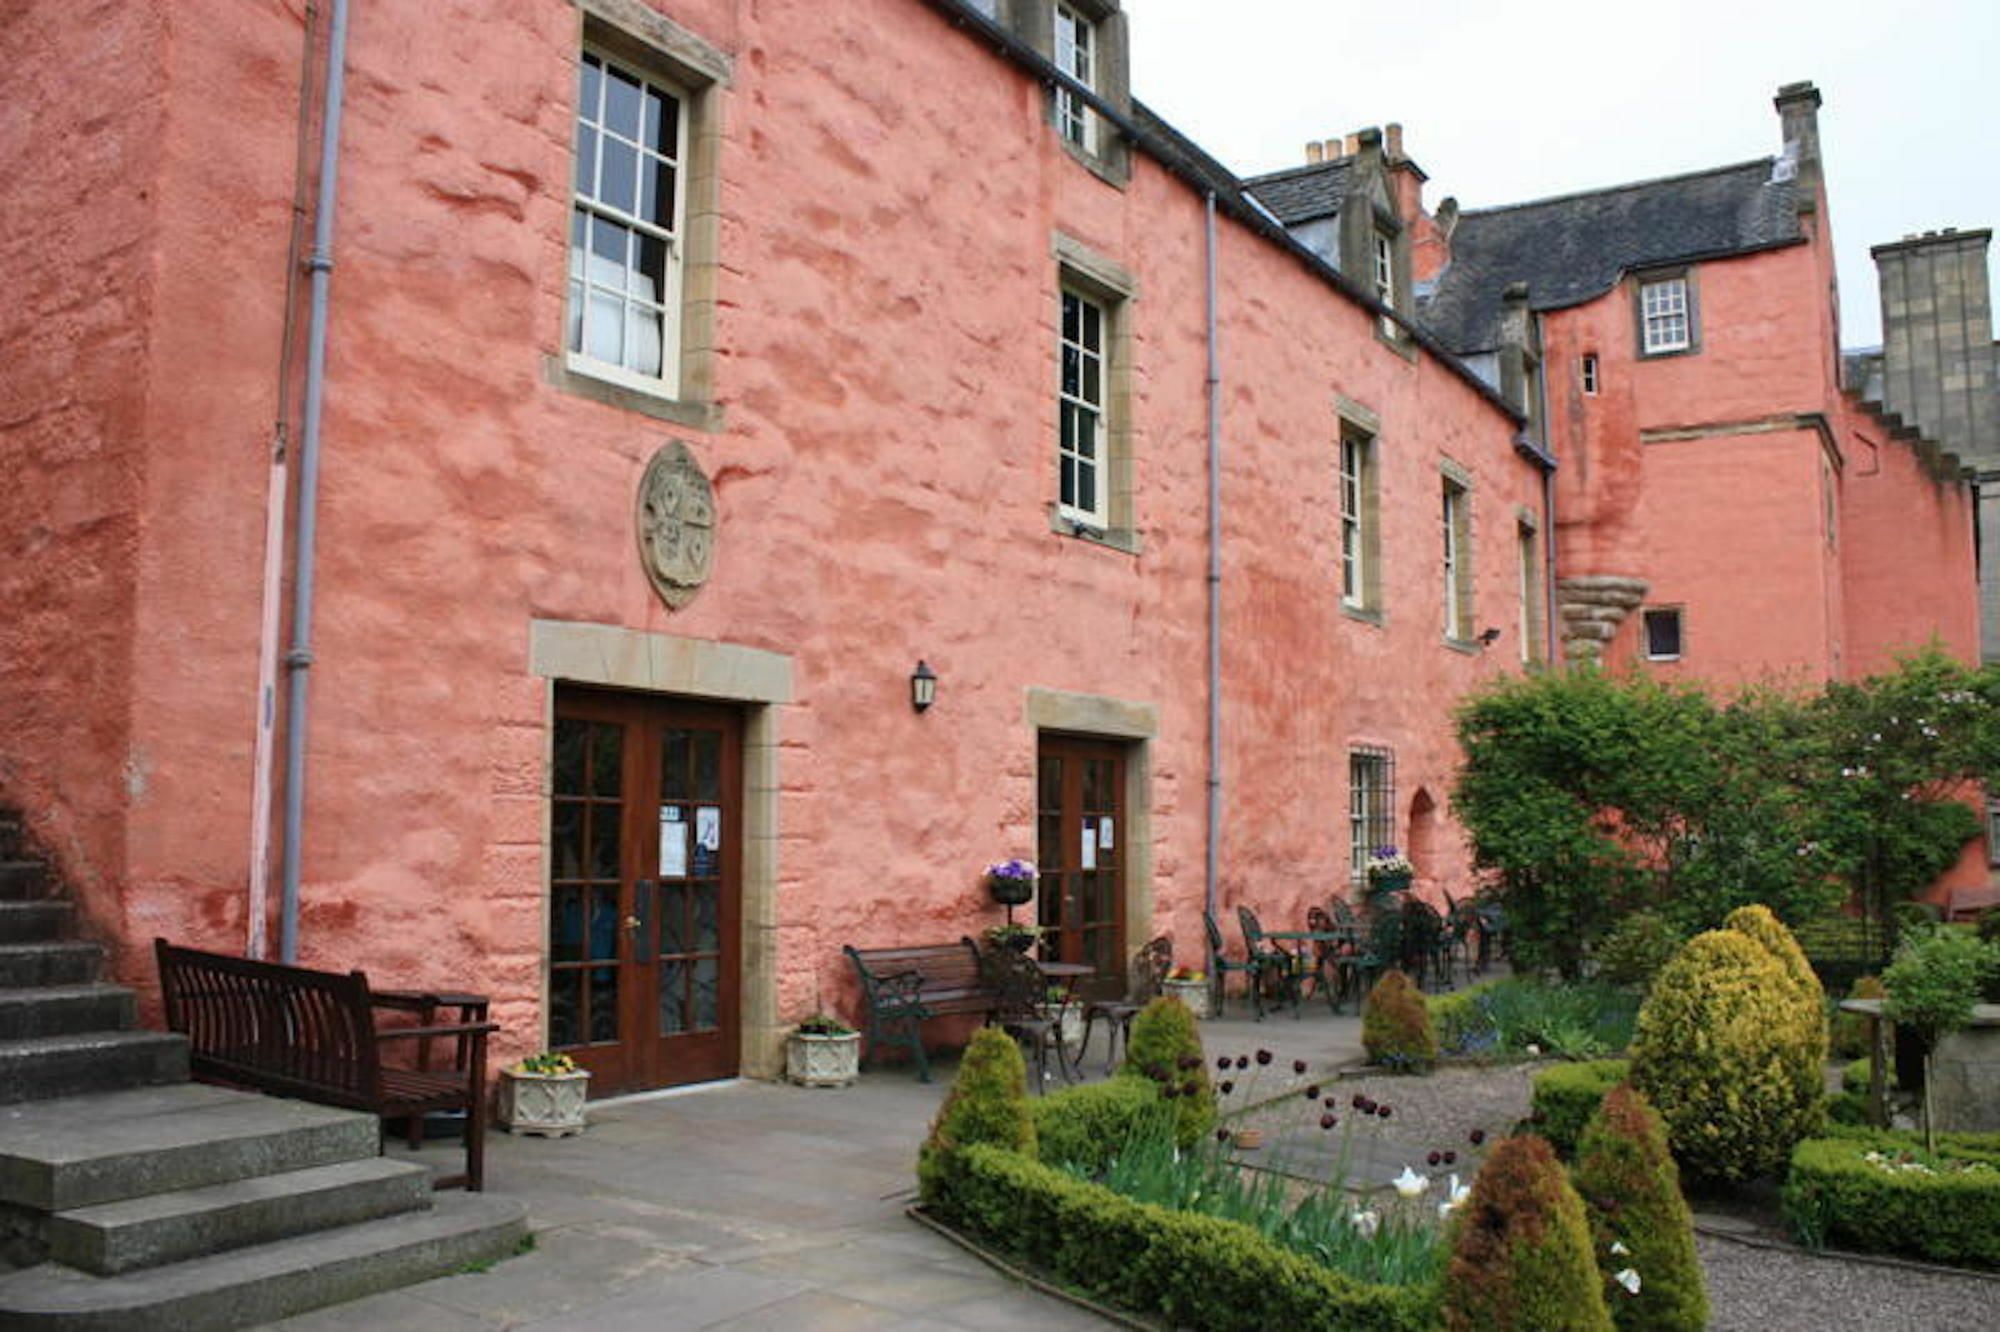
<box><xmin>514</xmin><ymin>1051</ymin><xmax>580</xmax><ymax>1076</ymax></box>
<box><xmin>794</xmin><ymin>1012</ymin><xmax>854</xmax><ymax>1037</ymax></box>
<box><xmin>981</xmin><ymin>922</ymin><xmax>1042</xmax><ymax>949</ymax></box>
<box><xmin>1167</xmin><ymin>967</ymin><xmax>1206</xmax><ymax>983</ymax></box>
<box><xmin>1365</xmin><ymin>847</ymin><xmax>1415</xmax><ymax>884</ymax></box>
<box><xmin>986</xmin><ymin>858</ymin><xmax>1037</xmax><ymax>881</ymax></box>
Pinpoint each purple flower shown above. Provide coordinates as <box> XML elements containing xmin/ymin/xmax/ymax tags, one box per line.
<box><xmin>1293</xmin><ymin>1059</ymin><xmax>1308</xmax><ymax>1075</ymax></box>
<box><xmin>1428</xmin><ymin>1151</ymin><xmax>1442</xmax><ymax>1167</ymax></box>
<box><xmin>1306</xmin><ymin>1084</ymin><xmax>1322</xmax><ymax>1100</ymax></box>
<box><xmin>1217</xmin><ymin>1056</ymin><xmax>1231</xmax><ymax>1070</ymax></box>
<box><xmin>1256</xmin><ymin>1050</ymin><xmax>1273</xmax><ymax>1066</ymax></box>
<box><xmin>1469</xmin><ymin>1129</ymin><xmax>1487</xmax><ymax>1146</ymax></box>
<box><xmin>1324</xmin><ymin>1097</ymin><xmax>1338</xmax><ymax>1110</ymax></box>
<box><xmin>1216</xmin><ymin>1127</ymin><xmax>1231</xmax><ymax>1143</ymax></box>
<box><xmin>1443</xmin><ymin>1150</ymin><xmax>1457</xmax><ymax>1166</ymax></box>
<box><xmin>1219</xmin><ymin>1080</ymin><xmax>1235</xmax><ymax>1095</ymax></box>
<box><xmin>1236</xmin><ymin>1056</ymin><xmax>1250</xmax><ymax>1070</ymax></box>
<box><xmin>1376</xmin><ymin>1104</ymin><xmax>1392</xmax><ymax>1119</ymax></box>
<box><xmin>1320</xmin><ymin>1113</ymin><xmax>1337</xmax><ymax>1130</ymax></box>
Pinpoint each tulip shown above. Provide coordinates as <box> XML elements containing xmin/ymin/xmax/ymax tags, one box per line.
<box><xmin>1392</xmin><ymin>1166</ymin><xmax>1428</xmax><ymax>1199</ymax></box>
<box><xmin>1350</xmin><ymin>1209</ymin><xmax>1380</xmax><ymax>1238</ymax></box>
<box><xmin>1614</xmin><ymin>1268</ymin><xmax>1641</xmax><ymax>1296</ymax></box>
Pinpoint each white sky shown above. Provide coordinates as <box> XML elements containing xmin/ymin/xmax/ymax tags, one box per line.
<box><xmin>1126</xmin><ymin>0</ymin><xmax>1999</xmax><ymax>348</ymax></box>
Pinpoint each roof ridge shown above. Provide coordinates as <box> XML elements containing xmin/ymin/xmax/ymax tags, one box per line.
<box><xmin>1459</xmin><ymin>157</ymin><xmax>1779</xmax><ymax>219</ymax></box>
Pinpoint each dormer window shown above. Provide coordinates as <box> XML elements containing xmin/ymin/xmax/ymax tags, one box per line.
<box><xmin>1054</xmin><ymin>5</ymin><xmax>1096</xmax><ymax>153</ymax></box>
<box><xmin>1373</xmin><ymin>230</ymin><xmax>1396</xmax><ymax>337</ymax></box>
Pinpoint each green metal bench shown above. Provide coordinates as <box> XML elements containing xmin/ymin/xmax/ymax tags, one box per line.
<box><xmin>844</xmin><ymin>940</ymin><xmax>995</xmax><ymax>1081</ymax></box>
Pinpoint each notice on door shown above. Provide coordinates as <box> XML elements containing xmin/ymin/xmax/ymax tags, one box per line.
<box><xmin>659</xmin><ymin>807</ymin><xmax>688</xmax><ymax>878</ymax></box>
<box><xmin>1098</xmin><ymin>817</ymin><xmax>1114</xmax><ymax>850</ymax></box>
<box><xmin>693</xmin><ymin>806</ymin><xmax>721</xmax><ymax>877</ymax></box>
<box><xmin>1081</xmin><ymin>821</ymin><xmax>1098</xmax><ymax>870</ymax></box>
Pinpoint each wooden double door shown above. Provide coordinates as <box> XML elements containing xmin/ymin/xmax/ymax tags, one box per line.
<box><xmin>1035</xmin><ymin>734</ymin><xmax>1127</xmax><ymax>1001</ymax></box>
<box><xmin>548</xmin><ymin>689</ymin><xmax>741</xmax><ymax>1095</ymax></box>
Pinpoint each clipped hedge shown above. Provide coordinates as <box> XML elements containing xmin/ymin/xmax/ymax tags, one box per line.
<box><xmin>918</xmin><ymin>1026</ymin><xmax>1034</xmax><ymax>1197</ymax></box>
<box><xmin>1529</xmin><ymin>1060</ymin><xmax>1630</xmax><ymax>1157</ymax></box>
<box><xmin>1364</xmin><ymin>969</ymin><xmax>1439</xmax><ymax>1071</ymax></box>
<box><xmin>1574</xmin><ymin>1085</ymin><xmax>1707</xmax><ymax>1331</ymax></box>
<box><xmin>1429</xmin><ymin>980</ymin><xmax>1501</xmax><ymax>1056</ymax></box>
<box><xmin>1031</xmin><ymin>1076</ymin><xmax>1165</xmax><ymax>1173</ymax></box>
<box><xmin>1440</xmin><ymin>1133</ymin><xmax>1611</xmax><ymax>1331</ymax></box>
<box><xmin>1782</xmin><ymin>1130</ymin><xmax>2000</xmax><ymax>1267</ymax></box>
<box><xmin>1120</xmin><ymin>996</ymin><xmax>1216</xmax><ymax>1148</ymax></box>
<box><xmin>931</xmin><ymin>1142</ymin><xmax>1434</xmax><ymax>1332</ymax></box>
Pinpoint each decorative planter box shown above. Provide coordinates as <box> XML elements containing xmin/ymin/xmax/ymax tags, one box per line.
<box><xmin>496</xmin><ymin>1068</ymin><xmax>590</xmax><ymax>1137</ymax></box>
<box><xmin>1056</xmin><ymin>1005</ymin><xmax>1085</xmax><ymax>1053</ymax></box>
<box><xmin>1163</xmin><ymin>978</ymin><xmax>1212</xmax><ymax>1020</ymax></box>
<box><xmin>787</xmin><ymin>1030</ymin><xmax>863</xmax><ymax>1087</ymax></box>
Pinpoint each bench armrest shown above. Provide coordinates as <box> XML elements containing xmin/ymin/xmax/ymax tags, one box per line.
<box><xmin>374</xmin><ymin>1022</ymin><xmax>500</xmax><ymax>1042</ymax></box>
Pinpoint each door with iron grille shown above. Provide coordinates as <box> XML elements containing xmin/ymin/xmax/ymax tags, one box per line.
<box><xmin>1035</xmin><ymin>734</ymin><xmax>1126</xmax><ymax>1001</ymax></box>
<box><xmin>548</xmin><ymin>690</ymin><xmax>741</xmax><ymax>1094</ymax></box>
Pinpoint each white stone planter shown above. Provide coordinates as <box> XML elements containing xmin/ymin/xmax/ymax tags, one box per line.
<box><xmin>787</xmin><ymin>1030</ymin><xmax>863</xmax><ymax>1087</ymax></box>
<box><xmin>1057</xmin><ymin>1005</ymin><xmax>1085</xmax><ymax>1052</ymax></box>
<box><xmin>496</xmin><ymin>1068</ymin><xmax>590</xmax><ymax>1137</ymax></box>
<box><xmin>1163</xmin><ymin>978</ymin><xmax>1212</xmax><ymax>1020</ymax></box>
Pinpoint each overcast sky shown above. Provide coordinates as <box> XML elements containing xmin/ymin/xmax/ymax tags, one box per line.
<box><xmin>1126</xmin><ymin>0</ymin><xmax>1998</xmax><ymax>348</ymax></box>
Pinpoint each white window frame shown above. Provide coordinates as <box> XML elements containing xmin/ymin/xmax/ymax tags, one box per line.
<box><xmin>1340</xmin><ymin>433</ymin><xmax>1366</xmax><ymax>607</ymax></box>
<box><xmin>1442</xmin><ymin>477</ymin><xmax>1470</xmax><ymax>641</ymax></box>
<box><xmin>1640</xmin><ymin>277</ymin><xmax>1691</xmax><ymax>355</ymax></box>
<box><xmin>1054</xmin><ymin>4</ymin><xmax>1096</xmax><ymax>154</ymax></box>
<box><xmin>567</xmin><ymin>46</ymin><xmax>691</xmax><ymax>399</ymax></box>
<box><xmin>1058</xmin><ymin>287</ymin><xmax>1109</xmax><ymax>527</ymax></box>
<box><xmin>1373</xmin><ymin>230</ymin><xmax>1397</xmax><ymax>337</ymax></box>
<box><xmin>1581</xmin><ymin>352</ymin><xmax>1599</xmax><ymax>395</ymax></box>
<box><xmin>1643</xmin><ymin>607</ymin><xmax>1684</xmax><ymax>661</ymax></box>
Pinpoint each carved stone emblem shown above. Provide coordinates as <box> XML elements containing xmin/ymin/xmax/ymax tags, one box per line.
<box><xmin>636</xmin><ymin>441</ymin><xmax>716</xmax><ymax>610</ymax></box>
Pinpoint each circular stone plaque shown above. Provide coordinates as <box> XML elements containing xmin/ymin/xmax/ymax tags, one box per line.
<box><xmin>636</xmin><ymin>440</ymin><xmax>716</xmax><ymax>610</ymax></box>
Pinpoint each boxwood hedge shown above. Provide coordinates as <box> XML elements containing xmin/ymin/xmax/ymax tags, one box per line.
<box><xmin>1781</xmin><ymin>1128</ymin><xmax>2000</xmax><ymax>1267</ymax></box>
<box><xmin>1529</xmin><ymin>1060</ymin><xmax>1630</xmax><ymax>1157</ymax></box>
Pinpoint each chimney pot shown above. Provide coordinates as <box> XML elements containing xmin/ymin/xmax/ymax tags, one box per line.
<box><xmin>1385</xmin><ymin>122</ymin><xmax>1404</xmax><ymax>159</ymax></box>
<box><xmin>1503</xmin><ymin>281</ymin><xmax>1531</xmax><ymax>305</ymax></box>
<box><xmin>1356</xmin><ymin>127</ymin><xmax>1383</xmax><ymax>154</ymax></box>
<box><xmin>1307</xmin><ymin>141</ymin><xmax>1324</xmax><ymax>165</ymax></box>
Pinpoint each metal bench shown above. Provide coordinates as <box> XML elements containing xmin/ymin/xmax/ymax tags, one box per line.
<box><xmin>155</xmin><ymin>939</ymin><xmax>497</xmax><ymax>1191</ymax></box>
<box><xmin>843</xmin><ymin>939</ymin><xmax>996</xmax><ymax>1081</ymax></box>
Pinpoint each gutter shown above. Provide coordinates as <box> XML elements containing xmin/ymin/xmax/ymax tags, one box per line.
<box><xmin>915</xmin><ymin>0</ymin><xmax>1526</xmax><ymax>428</ymax></box>
<box><xmin>1203</xmin><ymin>193</ymin><xmax>1222</xmax><ymax>925</ymax></box>
<box><xmin>278</xmin><ymin>0</ymin><xmax>354</xmax><ymax>963</ymax></box>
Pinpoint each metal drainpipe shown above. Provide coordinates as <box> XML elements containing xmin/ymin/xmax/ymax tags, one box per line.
<box><xmin>1204</xmin><ymin>192</ymin><xmax>1223</xmax><ymax>923</ymax></box>
<box><xmin>1536</xmin><ymin>345</ymin><xmax>1559</xmax><ymax>664</ymax></box>
<box><xmin>279</xmin><ymin>0</ymin><xmax>353</xmax><ymax>963</ymax></box>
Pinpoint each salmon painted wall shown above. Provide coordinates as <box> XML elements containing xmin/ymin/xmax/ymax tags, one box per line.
<box><xmin>0</xmin><ymin>1</ymin><xmax>168</xmax><ymax>951</ymax></box>
<box><xmin>0</xmin><ymin>0</ymin><xmax>1543</xmax><ymax>1058</ymax></box>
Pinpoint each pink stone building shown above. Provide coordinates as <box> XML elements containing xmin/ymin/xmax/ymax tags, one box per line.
<box><xmin>0</xmin><ymin>0</ymin><xmax>1985</xmax><ymax>1094</ymax></box>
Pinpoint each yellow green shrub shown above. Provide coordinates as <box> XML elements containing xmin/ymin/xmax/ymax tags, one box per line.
<box><xmin>1574</xmin><ymin>1084</ymin><xmax>1707</xmax><ymax>1331</ymax></box>
<box><xmin>919</xmin><ymin>1026</ymin><xmax>1034</xmax><ymax>1203</ymax></box>
<box><xmin>1119</xmin><ymin>996</ymin><xmax>1215</xmax><ymax>1148</ymax></box>
<box><xmin>1725</xmin><ymin>905</ymin><xmax>1828</xmax><ymax>1066</ymax></box>
<box><xmin>1630</xmin><ymin>930</ymin><xmax>1824</xmax><ymax>1182</ymax></box>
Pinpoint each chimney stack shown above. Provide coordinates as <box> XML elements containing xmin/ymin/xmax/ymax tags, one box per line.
<box><xmin>1773</xmin><ymin>81</ymin><xmax>1823</xmax><ymax>204</ymax></box>
<box><xmin>1344</xmin><ymin>132</ymin><xmax>1360</xmax><ymax>157</ymax></box>
<box><xmin>1385</xmin><ymin>122</ymin><xmax>1404</xmax><ymax>160</ymax></box>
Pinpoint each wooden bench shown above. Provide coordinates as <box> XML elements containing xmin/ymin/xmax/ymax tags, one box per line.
<box><xmin>155</xmin><ymin>940</ymin><xmax>497</xmax><ymax>1191</ymax></box>
<box><xmin>844</xmin><ymin>939</ymin><xmax>996</xmax><ymax>1081</ymax></box>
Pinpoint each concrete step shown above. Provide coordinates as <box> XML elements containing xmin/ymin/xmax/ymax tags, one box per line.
<box><xmin>0</xmin><ymin>1031</ymin><xmax>189</xmax><ymax>1106</ymax></box>
<box><xmin>0</xmin><ymin>944</ymin><xmax>101</xmax><ymax>988</ymax></box>
<box><xmin>0</xmin><ymin>985</ymin><xmax>136</xmax><ymax>1041</ymax></box>
<box><xmin>0</xmin><ymin>860</ymin><xmax>50</xmax><ymax>900</ymax></box>
<box><xmin>48</xmin><ymin>1157</ymin><xmax>435</xmax><ymax>1276</ymax></box>
<box><xmin>0</xmin><ymin>1192</ymin><xmax>528</xmax><ymax>1331</ymax></box>
<box><xmin>0</xmin><ymin>1084</ymin><xmax>379</xmax><ymax>1211</ymax></box>
<box><xmin>0</xmin><ymin>900</ymin><xmax>73</xmax><ymax>943</ymax></box>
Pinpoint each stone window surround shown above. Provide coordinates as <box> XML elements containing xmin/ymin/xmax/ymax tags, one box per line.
<box><xmin>1516</xmin><ymin>508</ymin><xmax>1543</xmax><ymax>665</ymax></box>
<box><xmin>1337</xmin><ymin>396</ymin><xmax>1385</xmax><ymax>626</ymax></box>
<box><xmin>1025</xmin><ymin>687</ymin><xmax>1156</xmax><ymax>960</ymax></box>
<box><xmin>1634</xmin><ymin>266</ymin><xmax>1702</xmax><ymax>360</ymax></box>
<box><xmin>1440</xmin><ymin>459</ymin><xmax>1475</xmax><ymax>649</ymax></box>
<box><xmin>529</xmin><ymin>618</ymin><xmax>793</xmax><ymax>1079</ymax></box>
<box><xmin>1348</xmin><ymin>744</ymin><xmax>1396</xmax><ymax>885</ymax></box>
<box><xmin>546</xmin><ymin>0</ymin><xmax>731</xmax><ymax>433</ymax></box>
<box><xmin>1050</xmin><ymin>232</ymin><xmax>1141</xmax><ymax>554</ymax></box>
<box><xmin>1642</xmin><ymin>605</ymin><xmax>1685</xmax><ymax>661</ymax></box>
<box><xmin>996</xmin><ymin>0</ymin><xmax>1132</xmax><ymax>188</ymax></box>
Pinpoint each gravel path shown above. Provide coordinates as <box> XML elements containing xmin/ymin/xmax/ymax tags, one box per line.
<box><xmin>1221</xmin><ymin>1062</ymin><xmax>1999</xmax><ymax>1331</ymax></box>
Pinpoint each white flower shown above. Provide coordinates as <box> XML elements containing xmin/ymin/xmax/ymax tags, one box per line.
<box><xmin>1392</xmin><ymin>1166</ymin><xmax>1429</xmax><ymax>1199</ymax></box>
<box><xmin>1610</xmin><ymin>1240</ymin><xmax>1630</xmax><ymax>1256</ymax></box>
<box><xmin>1442</xmin><ymin>1173</ymin><xmax>1471</xmax><ymax>1211</ymax></box>
<box><xmin>1615</xmin><ymin>1268</ymin><xmax>1642</xmax><ymax>1296</ymax></box>
<box><xmin>1525</xmin><ymin>1043</ymin><xmax>1541</xmax><ymax>1057</ymax></box>
<box><xmin>1351</xmin><ymin>1208</ymin><xmax>1381</xmax><ymax>1238</ymax></box>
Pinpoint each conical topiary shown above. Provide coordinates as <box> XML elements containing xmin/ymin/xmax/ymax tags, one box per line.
<box><xmin>1630</xmin><ymin>929</ymin><xmax>1821</xmax><ymax>1182</ymax></box>
<box><xmin>1119</xmin><ymin>995</ymin><xmax>1214</xmax><ymax>1147</ymax></box>
<box><xmin>1725</xmin><ymin>905</ymin><xmax>1827</xmax><ymax>1047</ymax></box>
<box><xmin>918</xmin><ymin>1026</ymin><xmax>1034</xmax><ymax>1202</ymax></box>
<box><xmin>1362</xmin><ymin>968</ymin><xmax>1438</xmax><ymax>1072</ymax></box>
<box><xmin>1440</xmin><ymin>1133</ymin><xmax>1613</xmax><ymax>1332</ymax></box>
<box><xmin>1574</xmin><ymin>1083</ymin><xmax>1708</xmax><ymax>1331</ymax></box>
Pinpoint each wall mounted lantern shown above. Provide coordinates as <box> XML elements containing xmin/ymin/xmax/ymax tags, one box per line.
<box><xmin>1477</xmin><ymin>627</ymin><xmax>1503</xmax><ymax>648</ymax></box>
<box><xmin>910</xmin><ymin>660</ymin><xmax>937</xmax><ymax>712</ymax></box>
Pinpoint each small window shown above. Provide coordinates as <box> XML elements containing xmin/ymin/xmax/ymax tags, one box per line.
<box><xmin>1640</xmin><ymin>277</ymin><xmax>1691</xmax><ymax>355</ymax></box>
<box><xmin>1517</xmin><ymin>522</ymin><xmax>1542</xmax><ymax>664</ymax></box>
<box><xmin>1349</xmin><ymin>747</ymin><xmax>1396</xmax><ymax>883</ymax></box>
<box><xmin>1441</xmin><ymin>475</ymin><xmax>1472</xmax><ymax>641</ymax></box>
<box><xmin>1643</xmin><ymin>607</ymin><xmax>1683</xmax><ymax>661</ymax></box>
<box><xmin>1581</xmin><ymin>353</ymin><xmax>1599</xmax><ymax>395</ymax></box>
<box><xmin>1058</xmin><ymin>288</ymin><xmax>1107</xmax><ymax>526</ymax></box>
<box><xmin>1053</xmin><ymin>5</ymin><xmax>1096</xmax><ymax>153</ymax></box>
<box><xmin>1373</xmin><ymin>230</ymin><xmax>1396</xmax><ymax>337</ymax></box>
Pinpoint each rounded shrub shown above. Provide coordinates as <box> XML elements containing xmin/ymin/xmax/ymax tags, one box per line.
<box><xmin>1362</xmin><ymin>969</ymin><xmax>1438</xmax><ymax>1072</ymax></box>
<box><xmin>1528</xmin><ymin>1059</ymin><xmax>1630</xmax><ymax>1158</ymax></box>
<box><xmin>1830</xmin><ymin>975</ymin><xmax>1886</xmax><ymax>1061</ymax></box>
<box><xmin>1118</xmin><ymin>995</ymin><xmax>1215</xmax><ymax>1148</ymax></box>
<box><xmin>1629</xmin><ymin>929</ymin><xmax>1823</xmax><ymax>1182</ymax></box>
<box><xmin>1573</xmin><ymin>1084</ymin><xmax>1707</xmax><ymax>1331</ymax></box>
<box><xmin>1031</xmin><ymin>1076</ymin><xmax>1166</xmax><ymax>1172</ymax></box>
<box><xmin>1440</xmin><ymin>1133</ymin><xmax>1612</xmax><ymax>1332</ymax></box>
<box><xmin>1726</xmin><ymin>906</ymin><xmax>1826</xmax><ymax>1028</ymax></box>
<box><xmin>1594</xmin><ymin>911</ymin><xmax>1682</xmax><ymax>992</ymax></box>
<box><xmin>919</xmin><ymin>1026</ymin><xmax>1034</xmax><ymax>1203</ymax></box>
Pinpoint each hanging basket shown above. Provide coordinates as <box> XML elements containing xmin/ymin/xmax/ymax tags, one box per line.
<box><xmin>987</xmin><ymin>874</ymin><xmax>1035</xmax><ymax>908</ymax></box>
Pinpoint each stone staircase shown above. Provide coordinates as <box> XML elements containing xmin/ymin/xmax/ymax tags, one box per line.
<box><xmin>0</xmin><ymin>810</ymin><xmax>528</xmax><ymax>1329</ymax></box>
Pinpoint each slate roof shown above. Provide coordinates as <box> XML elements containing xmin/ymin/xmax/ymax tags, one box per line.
<box><xmin>1417</xmin><ymin>159</ymin><xmax>1804</xmax><ymax>353</ymax></box>
<box><xmin>1242</xmin><ymin>158</ymin><xmax>1355</xmax><ymax>226</ymax></box>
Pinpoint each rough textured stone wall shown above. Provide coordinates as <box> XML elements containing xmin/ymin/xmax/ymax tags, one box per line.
<box><xmin>0</xmin><ymin>1</ymin><xmax>167</xmax><ymax>947</ymax></box>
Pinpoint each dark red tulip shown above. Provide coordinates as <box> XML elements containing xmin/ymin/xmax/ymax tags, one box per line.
<box><xmin>1256</xmin><ymin>1050</ymin><xmax>1273</xmax><ymax>1066</ymax></box>
<box><xmin>1293</xmin><ymin>1059</ymin><xmax>1308</xmax><ymax>1075</ymax></box>
<box><xmin>1320</xmin><ymin>1113</ymin><xmax>1336</xmax><ymax>1130</ymax></box>
<box><xmin>1427</xmin><ymin>1151</ymin><xmax>1442</xmax><ymax>1166</ymax></box>
<box><xmin>1443</xmin><ymin>1151</ymin><xmax>1457</xmax><ymax>1165</ymax></box>
<box><xmin>1469</xmin><ymin>1129</ymin><xmax>1486</xmax><ymax>1146</ymax></box>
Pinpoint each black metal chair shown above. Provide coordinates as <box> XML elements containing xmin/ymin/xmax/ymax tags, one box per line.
<box><xmin>1238</xmin><ymin>905</ymin><xmax>1307</xmax><ymax>1021</ymax></box>
<box><xmin>1203</xmin><ymin>910</ymin><xmax>1259</xmax><ymax>1017</ymax></box>
<box><xmin>975</xmin><ymin>939</ymin><xmax>1071</xmax><ymax>1092</ymax></box>
<box><xmin>1326</xmin><ymin>896</ymin><xmax>1385</xmax><ymax>1010</ymax></box>
<box><xmin>1082</xmin><ymin>934</ymin><xmax>1173</xmax><ymax>1074</ymax></box>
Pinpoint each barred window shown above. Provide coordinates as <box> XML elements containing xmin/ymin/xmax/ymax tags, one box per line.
<box><xmin>1349</xmin><ymin>748</ymin><xmax>1396</xmax><ymax>882</ymax></box>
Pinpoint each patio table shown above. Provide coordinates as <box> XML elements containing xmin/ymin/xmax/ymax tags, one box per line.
<box><xmin>1264</xmin><ymin>929</ymin><xmax>1367</xmax><ymax>1012</ymax></box>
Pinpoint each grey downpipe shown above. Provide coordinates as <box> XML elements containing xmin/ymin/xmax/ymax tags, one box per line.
<box><xmin>1204</xmin><ymin>192</ymin><xmax>1222</xmax><ymax>922</ymax></box>
<box><xmin>280</xmin><ymin>0</ymin><xmax>353</xmax><ymax>962</ymax></box>
<box><xmin>1537</xmin><ymin>349</ymin><xmax>1558</xmax><ymax>665</ymax></box>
